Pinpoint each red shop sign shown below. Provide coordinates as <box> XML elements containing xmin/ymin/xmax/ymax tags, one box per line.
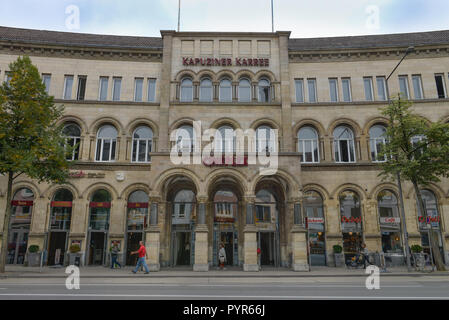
<box><xmin>341</xmin><ymin>216</ymin><xmax>362</xmax><ymax>223</ymax></box>
<box><xmin>51</xmin><ymin>201</ymin><xmax>72</xmax><ymax>208</ymax></box>
<box><xmin>11</xmin><ymin>200</ymin><xmax>33</xmax><ymax>206</ymax></box>
<box><xmin>418</xmin><ymin>216</ymin><xmax>440</xmax><ymax>223</ymax></box>
<box><xmin>127</xmin><ymin>202</ymin><xmax>149</xmax><ymax>209</ymax></box>
<box><xmin>89</xmin><ymin>202</ymin><xmax>111</xmax><ymax>208</ymax></box>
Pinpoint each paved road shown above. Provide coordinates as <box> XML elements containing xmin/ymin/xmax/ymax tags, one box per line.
<box><xmin>0</xmin><ymin>276</ymin><xmax>448</xmax><ymax>300</ymax></box>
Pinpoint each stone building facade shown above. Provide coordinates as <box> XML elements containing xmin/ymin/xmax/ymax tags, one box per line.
<box><xmin>0</xmin><ymin>26</ymin><xmax>448</xmax><ymax>270</ymax></box>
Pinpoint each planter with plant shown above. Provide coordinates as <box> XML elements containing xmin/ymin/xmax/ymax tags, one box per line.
<box><xmin>27</xmin><ymin>245</ymin><xmax>41</xmax><ymax>267</ymax></box>
<box><xmin>411</xmin><ymin>245</ymin><xmax>425</xmax><ymax>269</ymax></box>
<box><xmin>333</xmin><ymin>244</ymin><xmax>345</xmax><ymax>267</ymax></box>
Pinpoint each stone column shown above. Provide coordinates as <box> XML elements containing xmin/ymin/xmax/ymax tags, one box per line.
<box><xmin>291</xmin><ymin>200</ymin><xmax>309</xmax><ymax>271</ymax></box>
<box><xmin>243</xmin><ymin>196</ymin><xmax>258</xmax><ymax>271</ymax></box>
<box><xmin>193</xmin><ymin>197</ymin><xmax>209</xmax><ymax>271</ymax></box>
<box><xmin>363</xmin><ymin>199</ymin><xmax>381</xmax><ymax>252</ymax></box>
<box><xmin>324</xmin><ymin>199</ymin><xmax>343</xmax><ymax>266</ymax></box>
<box><xmin>28</xmin><ymin>197</ymin><xmax>48</xmax><ymax>251</ymax></box>
<box><xmin>146</xmin><ymin>196</ymin><xmax>161</xmax><ymax>271</ymax></box>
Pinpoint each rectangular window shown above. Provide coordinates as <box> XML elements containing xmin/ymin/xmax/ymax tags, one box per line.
<box><xmin>342</xmin><ymin>78</ymin><xmax>352</xmax><ymax>102</ymax></box>
<box><xmin>42</xmin><ymin>74</ymin><xmax>51</xmax><ymax>94</ymax></box>
<box><xmin>329</xmin><ymin>78</ymin><xmax>338</xmax><ymax>102</ymax></box>
<box><xmin>99</xmin><ymin>77</ymin><xmax>109</xmax><ymax>101</ymax></box>
<box><xmin>307</xmin><ymin>79</ymin><xmax>317</xmax><ymax>103</ymax></box>
<box><xmin>77</xmin><ymin>76</ymin><xmax>87</xmax><ymax>101</ymax></box>
<box><xmin>435</xmin><ymin>74</ymin><xmax>446</xmax><ymax>99</ymax></box>
<box><xmin>112</xmin><ymin>77</ymin><xmax>122</xmax><ymax>101</ymax></box>
<box><xmin>63</xmin><ymin>75</ymin><xmax>74</xmax><ymax>100</ymax></box>
<box><xmin>363</xmin><ymin>77</ymin><xmax>374</xmax><ymax>101</ymax></box>
<box><xmin>376</xmin><ymin>76</ymin><xmax>387</xmax><ymax>101</ymax></box>
<box><xmin>295</xmin><ymin>79</ymin><xmax>304</xmax><ymax>103</ymax></box>
<box><xmin>148</xmin><ymin>78</ymin><xmax>156</xmax><ymax>102</ymax></box>
<box><xmin>412</xmin><ymin>75</ymin><xmax>423</xmax><ymax>100</ymax></box>
<box><xmin>398</xmin><ymin>76</ymin><xmax>410</xmax><ymax>99</ymax></box>
<box><xmin>134</xmin><ymin>78</ymin><xmax>143</xmax><ymax>102</ymax></box>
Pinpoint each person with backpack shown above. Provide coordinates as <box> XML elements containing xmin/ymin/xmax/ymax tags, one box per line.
<box><xmin>131</xmin><ymin>241</ymin><xmax>149</xmax><ymax>274</ymax></box>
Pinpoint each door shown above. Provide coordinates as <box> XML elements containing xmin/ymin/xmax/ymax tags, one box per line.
<box><xmin>7</xmin><ymin>229</ymin><xmax>28</xmax><ymax>265</ymax></box>
<box><xmin>220</xmin><ymin>232</ymin><xmax>234</xmax><ymax>266</ymax></box>
<box><xmin>47</xmin><ymin>231</ymin><xmax>67</xmax><ymax>266</ymax></box>
<box><xmin>126</xmin><ymin>232</ymin><xmax>142</xmax><ymax>266</ymax></box>
<box><xmin>88</xmin><ymin>232</ymin><xmax>105</xmax><ymax>265</ymax></box>
<box><xmin>258</xmin><ymin>232</ymin><xmax>279</xmax><ymax>267</ymax></box>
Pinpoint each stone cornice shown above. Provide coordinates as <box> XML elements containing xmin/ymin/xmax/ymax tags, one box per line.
<box><xmin>289</xmin><ymin>45</ymin><xmax>449</xmax><ymax>63</ymax></box>
<box><xmin>0</xmin><ymin>41</ymin><xmax>163</xmax><ymax>62</ymax></box>
<box><xmin>301</xmin><ymin>163</ymin><xmax>381</xmax><ymax>171</ymax></box>
<box><xmin>291</xmin><ymin>98</ymin><xmax>449</xmax><ymax>107</ymax></box>
<box><xmin>70</xmin><ymin>162</ymin><xmax>151</xmax><ymax>171</ymax></box>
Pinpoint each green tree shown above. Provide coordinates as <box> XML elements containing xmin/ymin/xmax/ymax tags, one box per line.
<box><xmin>0</xmin><ymin>56</ymin><xmax>71</xmax><ymax>273</ymax></box>
<box><xmin>379</xmin><ymin>95</ymin><xmax>449</xmax><ymax>271</ymax></box>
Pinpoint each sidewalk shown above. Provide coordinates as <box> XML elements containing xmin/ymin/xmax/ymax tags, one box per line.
<box><xmin>1</xmin><ymin>265</ymin><xmax>448</xmax><ymax>278</ymax></box>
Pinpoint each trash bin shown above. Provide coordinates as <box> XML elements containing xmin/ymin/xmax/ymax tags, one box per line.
<box><xmin>74</xmin><ymin>256</ymin><xmax>80</xmax><ymax>267</ymax></box>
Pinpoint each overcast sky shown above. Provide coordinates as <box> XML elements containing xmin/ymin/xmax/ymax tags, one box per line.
<box><xmin>1</xmin><ymin>0</ymin><xmax>449</xmax><ymax>38</ymax></box>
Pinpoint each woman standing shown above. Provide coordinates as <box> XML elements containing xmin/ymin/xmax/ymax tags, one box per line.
<box><xmin>218</xmin><ymin>243</ymin><xmax>227</xmax><ymax>270</ymax></box>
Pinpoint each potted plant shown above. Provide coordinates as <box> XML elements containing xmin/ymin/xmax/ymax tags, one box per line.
<box><xmin>27</xmin><ymin>245</ymin><xmax>41</xmax><ymax>267</ymax></box>
<box><xmin>411</xmin><ymin>244</ymin><xmax>425</xmax><ymax>269</ymax></box>
<box><xmin>333</xmin><ymin>244</ymin><xmax>345</xmax><ymax>267</ymax></box>
<box><xmin>68</xmin><ymin>244</ymin><xmax>83</xmax><ymax>267</ymax></box>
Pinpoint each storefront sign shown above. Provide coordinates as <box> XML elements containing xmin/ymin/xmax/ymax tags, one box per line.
<box><xmin>203</xmin><ymin>155</ymin><xmax>248</xmax><ymax>167</ymax></box>
<box><xmin>418</xmin><ymin>216</ymin><xmax>440</xmax><ymax>223</ymax></box>
<box><xmin>127</xmin><ymin>202</ymin><xmax>149</xmax><ymax>209</ymax></box>
<box><xmin>51</xmin><ymin>201</ymin><xmax>72</xmax><ymax>207</ymax></box>
<box><xmin>341</xmin><ymin>216</ymin><xmax>362</xmax><ymax>223</ymax></box>
<box><xmin>89</xmin><ymin>202</ymin><xmax>111</xmax><ymax>208</ymax></box>
<box><xmin>182</xmin><ymin>57</ymin><xmax>270</xmax><ymax>67</ymax></box>
<box><xmin>306</xmin><ymin>217</ymin><xmax>324</xmax><ymax>224</ymax></box>
<box><xmin>380</xmin><ymin>217</ymin><xmax>400</xmax><ymax>224</ymax></box>
<box><xmin>11</xmin><ymin>200</ymin><xmax>33</xmax><ymax>206</ymax></box>
<box><xmin>69</xmin><ymin>171</ymin><xmax>106</xmax><ymax>179</ymax></box>
<box><xmin>214</xmin><ymin>216</ymin><xmax>235</xmax><ymax>223</ymax></box>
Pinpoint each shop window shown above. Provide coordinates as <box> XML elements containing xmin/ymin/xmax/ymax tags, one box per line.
<box><xmin>89</xmin><ymin>189</ymin><xmax>111</xmax><ymax>230</ymax></box>
<box><xmin>298</xmin><ymin>126</ymin><xmax>319</xmax><ymax>163</ymax></box>
<box><xmin>369</xmin><ymin>124</ymin><xmax>387</xmax><ymax>162</ymax></box>
<box><xmin>50</xmin><ymin>189</ymin><xmax>73</xmax><ymax>231</ymax></box>
<box><xmin>378</xmin><ymin>190</ymin><xmax>402</xmax><ymax>253</ymax></box>
<box><xmin>63</xmin><ymin>123</ymin><xmax>81</xmax><ymax>161</ymax></box>
<box><xmin>11</xmin><ymin>188</ymin><xmax>34</xmax><ymax>226</ymax></box>
<box><xmin>95</xmin><ymin>125</ymin><xmax>117</xmax><ymax>162</ymax></box>
<box><xmin>333</xmin><ymin>125</ymin><xmax>356</xmax><ymax>163</ymax></box>
<box><xmin>127</xmin><ymin>190</ymin><xmax>149</xmax><ymax>231</ymax></box>
<box><xmin>132</xmin><ymin>126</ymin><xmax>153</xmax><ymax>163</ymax></box>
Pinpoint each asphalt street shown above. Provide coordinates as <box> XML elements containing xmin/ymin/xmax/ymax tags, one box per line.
<box><xmin>0</xmin><ymin>276</ymin><xmax>448</xmax><ymax>300</ymax></box>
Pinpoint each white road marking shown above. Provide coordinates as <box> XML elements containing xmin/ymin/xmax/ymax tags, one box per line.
<box><xmin>0</xmin><ymin>293</ymin><xmax>448</xmax><ymax>299</ymax></box>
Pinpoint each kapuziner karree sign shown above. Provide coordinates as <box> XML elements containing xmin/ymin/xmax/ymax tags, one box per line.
<box><xmin>182</xmin><ymin>57</ymin><xmax>269</xmax><ymax>67</ymax></box>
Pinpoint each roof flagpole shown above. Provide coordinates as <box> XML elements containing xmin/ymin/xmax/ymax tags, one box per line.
<box><xmin>178</xmin><ymin>0</ymin><xmax>181</xmax><ymax>32</ymax></box>
<box><xmin>271</xmin><ymin>0</ymin><xmax>274</xmax><ymax>33</ymax></box>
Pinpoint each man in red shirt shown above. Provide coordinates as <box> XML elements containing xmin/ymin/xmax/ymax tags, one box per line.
<box><xmin>131</xmin><ymin>241</ymin><xmax>149</xmax><ymax>274</ymax></box>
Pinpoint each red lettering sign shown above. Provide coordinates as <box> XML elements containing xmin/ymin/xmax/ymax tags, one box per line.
<box><xmin>89</xmin><ymin>202</ymin><xmax>111</xmax><ymax>208</ymax></box>
<box><xmin>341</xmin><ymin>216</ymin><xmax>362</xmax><ymax>223</ymax></box>
<box><xmin>418</xmin><ymin>216</ymin><xmax>440</xmax><ymax>223</ymax></box>
<box><xmin>51</xmin><ymin>201</ymin><xmax>72</xmax><ymax>208</ymax></box>
<box><xmin>127</xmin><ymin>202</ymin><xmax>149</xmax><ymax>209</ymax></box>
<box><xmin>11</xmin><ymin>200</ymin><xmax>34</xmax><ymax>206</ymax></box>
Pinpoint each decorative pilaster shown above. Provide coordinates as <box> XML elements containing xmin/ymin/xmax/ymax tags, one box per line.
<box><xmin>290</xmin><ymin>198</ymin><xmax>309</xmax><ymax>271</ymax></box>
<box><xmin>146</xmin><ymin>196</ymin><xmax>161</xmax><ymax>271</ymax></box>
<box><xmin>243</xmin><ymin>195</ymin><xmax>258</xmax><ymax>271</ymax></box>
<box><xmin>193</xmin><ymin>198</ymin><xmax>209</xmax><ymax>271</ymax></box>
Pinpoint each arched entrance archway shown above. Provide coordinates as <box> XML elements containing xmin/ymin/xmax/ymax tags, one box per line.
<box><xmin>87</xmin><ymin>189</ymin><xmax>111</xmax><ymax>266</ymax></box>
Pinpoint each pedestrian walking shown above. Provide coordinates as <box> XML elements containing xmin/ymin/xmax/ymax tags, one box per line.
<box><xmin>361</xmin><ymin>243</ymin><xmax>371</xmax><ymax>269</ymax></box>
<box><xmin>110</xmin><ymin>243</ymin><xmax>121</xmax><ymax>269</ymax></box>
<box><xmin>257</xmin><ymin>247</ymin><xmax>261</xmax><ymax>271</ymax></box>
<box><xmin>218</xmin><ymin>243</ymin><xmax>227</xmax><ymax>270</ymax></box>
<box><xmin>131</xmin><ymin>241</ymin><xmax>149</xmax><ymax>274</ymax></box>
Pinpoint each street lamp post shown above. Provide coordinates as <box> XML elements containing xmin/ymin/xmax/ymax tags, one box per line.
<box><xmin>385</xmin><ymin>46</ymin><xmax>414</xmax><ymax>272</ymax></box>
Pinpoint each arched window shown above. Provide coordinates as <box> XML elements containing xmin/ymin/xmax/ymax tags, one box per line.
<box><xmin>63</xmin><ymin>123</ymin><xmax>81</xmax><ymax>161</ymax></box>
<box><xmin>11</xmin><ymin>188</ymin><xmax>34</xmax><ymax>226</ymax></box>
<box><xmin>95</xmin><ymin>125</ymin><xmax>117</xmax><ymax>162</ymax></box>
<box><xmin>255</xmin><ymin>189</ymin><xmax>277</xmax><ymax>223</ymax></box>
<box><xmin>333</xmin><ymin>126</ymin><xmax>356</xmax><ymax>163</ymax></box>
<box><xmin>175</xmin><ymin>125</ymin><xmax>195</xmax><ymax>153</ymax></box>
<box><xmin>298</xmin><ymin>126</ymin><xmax>319</xmax><ymax>163</ymax></box>
<box><xmin>369</xmin><ymin>125</ymin><xmax>387</xmax><ymax>162</ymax></box>
<box><xmin>180</xmin><ymin>77</ymin><xmax>193</xmax><ymax>102</ymax></box>
<box><xmin>89</xmin><ymin>189</ymin><xmax>111</xmax><ymax>230</ymax></box>
<box><xmin>127</xmin><ymin>190</ymin><xmax>149</xmax><ymax>231</ymax></box>
<box><xmin>50</xmin><ymin>189</ymin><xmax>73</xmax><ymax>231</ymax></box>
<box><xmin>219</xmin><ymin>78</ymin><xmax>232</xmax><ymax>102</ymax></box>
<box><xmin>132</xmin><ymin>126</ymin><xmax>153</xmax><ymax>163</ymax></box>
<box><xmin>417</xmin><ymin>189</ymin><xmax>440</xmax><ymax>229</ymax></box>
<box><xmin>256</xmin><ymin>125</ymin><xmax>276</xmax><ymax>153</ymax></box>
<box><xmin>215</xmin><ymin>126</ymin><xmax>235</xmax><ymax>153</ymax></box>
<box><xmin>238</xmin><ymin>78</ymin><xmax>251</xmax><ymax>102</ymax></box>
<box><xmin>172</xmin><ymin>190</ymin><xmax>196</xmax><ymax>222</ymax></box>
<box><xmin>258</xmin><ymin>78</ymin><xmax>271</xmax><ymax>102</ymax></box>
<box><xmin>377</xmin><ymin>190</ymin><xmax>402</xmax><ymax>253</ymax></box>
<box><xmin>199</xmin><ymin>78</ymin><xmax>213</xmax><ymax>102</ymax></box>
<box><xmin>214</xmin><ymin>190</ymin><xmax>238</xmax><ymax>220</ymax></box>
